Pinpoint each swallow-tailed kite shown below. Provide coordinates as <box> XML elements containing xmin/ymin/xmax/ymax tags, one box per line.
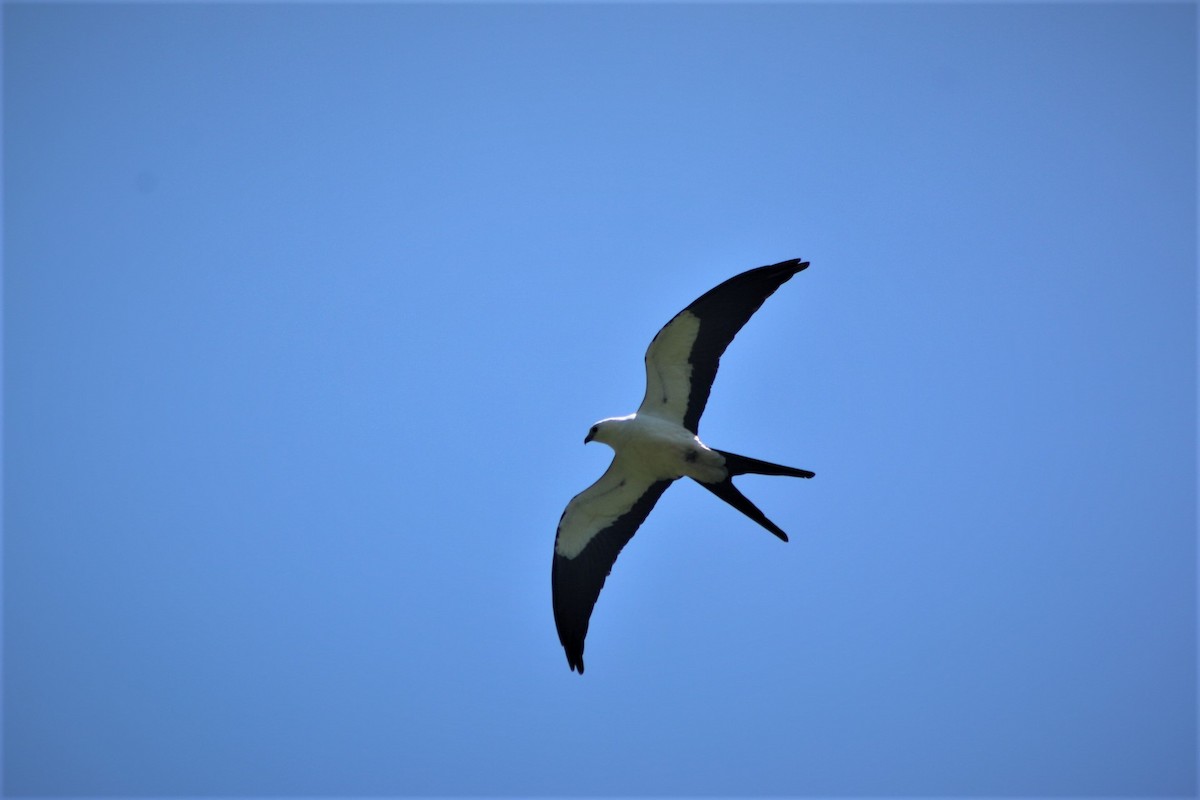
<box><xmin>552</xmin><ymin>258</ymin><xmax>814</xmax><ymax>673</ymax></box>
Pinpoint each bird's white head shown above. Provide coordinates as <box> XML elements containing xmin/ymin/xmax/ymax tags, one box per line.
<box><xmin>583</xmin><ymin>415</ymin><xmax>634</xmax><ymax>447</ymax></box>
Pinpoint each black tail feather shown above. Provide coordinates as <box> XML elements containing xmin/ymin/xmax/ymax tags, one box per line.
<box><xmin>717</xmin><ymin>450</ymin><xmax>815</xmax><ymax>479</ymax></box>
<box><xmin>697</xmin><ymin>479</ymin><xmax>789</xmax><ymax>542</ymax></box>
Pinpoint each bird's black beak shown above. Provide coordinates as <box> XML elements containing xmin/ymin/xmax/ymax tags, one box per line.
<box><xmin>583</xmin><ymin>431</ymin><xmax>594</xmax><ymax>444</ymax></box>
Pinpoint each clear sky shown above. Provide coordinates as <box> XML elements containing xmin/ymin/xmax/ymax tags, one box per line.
<box><xmin>3</xmin><ymin>3</ymin><xmax>1195</xmax><ymax>797</ymax></box>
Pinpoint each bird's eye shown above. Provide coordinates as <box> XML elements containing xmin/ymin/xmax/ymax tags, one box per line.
<box><xmin>589</xmin><ymin>426</ymin><xmax>598</xmax><ymax>437</ymax></box>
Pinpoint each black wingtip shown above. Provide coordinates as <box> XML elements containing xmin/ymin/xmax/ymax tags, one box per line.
<box><xmin>769</xmin><ymin>257</ymin><xmax>809</xmax><ymax>274</ymax></box>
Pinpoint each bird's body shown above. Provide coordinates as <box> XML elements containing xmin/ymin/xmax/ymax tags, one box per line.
<box><xmin>593</xmin><ymin>414</ymin><xmax>726</xmax><ymax>484</ymax></box>
<box><xmin>552</xmin><ymin>258</ymin><xmax>814</xmax><ymax>673</ymax></box>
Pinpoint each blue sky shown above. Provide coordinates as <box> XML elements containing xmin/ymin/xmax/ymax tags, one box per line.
<box><xmin>3</xmin><ymin>3</ymin><xmax>1195</xmax><ymax>796</ymax></box>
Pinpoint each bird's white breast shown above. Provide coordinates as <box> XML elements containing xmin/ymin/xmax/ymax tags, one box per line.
<box><xmin>620</xmin><ymin>414</ymin><xmax>725</xmax><ymax>483</ymax></box>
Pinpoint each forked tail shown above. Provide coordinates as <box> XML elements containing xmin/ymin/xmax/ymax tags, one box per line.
<box><xmin>693</xmin><ymin>450</ymin><xmax>814</xmax><ymax>542</ymax></box>
<box><xmin>717</xmin><ymin>449</ymin><xmax>815</xmax><ymax>480</ymax></box>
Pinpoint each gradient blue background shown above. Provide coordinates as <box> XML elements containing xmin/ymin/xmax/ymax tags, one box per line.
<box><xmin>4</xmin><ymin>3</ymin><xmax>1196</xmax><ymax>796</ymax></box>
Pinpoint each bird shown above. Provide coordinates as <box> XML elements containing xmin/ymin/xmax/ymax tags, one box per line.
<box><xmin>552</xmin><ymin>258</ymin><xmax>814</xmax><ymax>673</ymax></box>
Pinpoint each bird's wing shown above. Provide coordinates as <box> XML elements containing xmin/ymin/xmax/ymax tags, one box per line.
<box><xmin>552</xmin><ymin>458</ymin><xmax>674</xmax><ymax>673</ymax></box>
<box><xmin>638</xmin><ymin>258</ymin><xmax>808</xmax><ymax>433</ymax></box>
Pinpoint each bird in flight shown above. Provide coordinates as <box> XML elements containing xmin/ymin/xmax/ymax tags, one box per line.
<box><xmin>552</xmin><ymin>258</ymin><xmax>814</xmax><ymax>673</ymax></box>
